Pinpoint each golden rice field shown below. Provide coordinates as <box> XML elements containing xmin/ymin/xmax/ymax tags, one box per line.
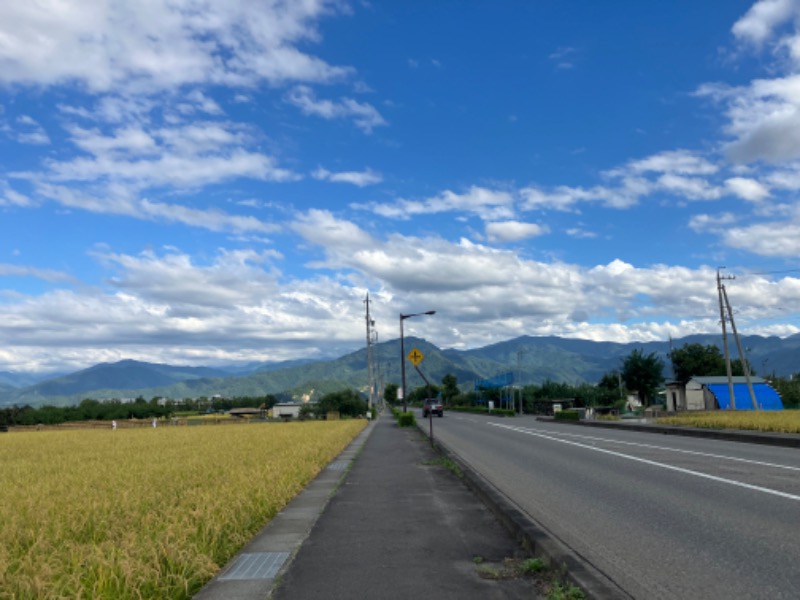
<box><xmin>0</xmin><ymin>420</ymin><xmax>366</xmax><ymax>600</ymax></box>
<box><xmin>656</xmin><ymin>410</ymin><xmax>800</xmax><ymax>434</ymax></box>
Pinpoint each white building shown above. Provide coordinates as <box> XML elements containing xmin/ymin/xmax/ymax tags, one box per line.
<box><xmin>271</xmin><ymin>403</ymin><xmax>303</xmax><ymax>419</ymax></box>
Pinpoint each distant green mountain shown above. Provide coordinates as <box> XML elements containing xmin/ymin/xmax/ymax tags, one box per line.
<box><xmin>2</xmin><ymin>333</ymin><xmax>799</xmax><ymax>407</ymax></box>
<box><xmin>0</xmin><ymin>370</ymin><xmax>55</xmax><ymax>388</ymax></box>
<box><xmin>2</xmin><ymin>360</ymin><xmax>230</xmax><ymax>406</ymax></box>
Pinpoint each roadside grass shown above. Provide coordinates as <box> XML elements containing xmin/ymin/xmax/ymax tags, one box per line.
<box><xmin>656</xmin><ymin>410</ymin><xmax>800</xmax><ymax>434</ymax></box>
<box><xmin>421</xmin><ymin>456</ymin><xmax>464</xmax><ymax>479</ymax></box>
<box><xmin>0</xmin><ymin>420</ymin><xmax>365</xmax><ymax>599</ymax></box>
<box><xmin>474</xmin><ymin>556</ymin><xmax>584</xmax><ymax>599</ymax></box>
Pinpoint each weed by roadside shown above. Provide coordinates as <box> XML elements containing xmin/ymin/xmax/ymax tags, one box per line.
<box><xmin>474</xmin><ymin>556</ymin><xmax>585</xmax><ymax>600</ymax></box>
<box><xmin>422</xmin><ymin>456</ymin><xmax>464</xmax><ymax>479</ymax></box>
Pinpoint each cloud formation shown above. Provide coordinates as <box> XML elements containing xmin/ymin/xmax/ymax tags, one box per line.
<box><xmin>3</xmin><ymin>1</ymin><xmax>800</xmax><ymax>377</ymax></box>
<box><xmin>0</xmin><ymin>0</ymin><xmax>352</xmax><ymax>92</ymax></box>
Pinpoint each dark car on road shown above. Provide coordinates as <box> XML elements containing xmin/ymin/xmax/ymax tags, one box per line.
<box><xmin>422</xmin><ymin>398</ymin><xmax>444</xmax><ymax>418</ymax></box>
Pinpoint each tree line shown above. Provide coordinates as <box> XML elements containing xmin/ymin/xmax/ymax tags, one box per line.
<box><xmin>4</xmin><ymin>342</ymin><xmax>796</xmax><ymax>428</ymax></box>
<box><xmin>0</xmin><ymin>394</ymin><xmax>283</xmax><ymax>427</ymax></box>
<box><xmin>391</xmin><ymin>342</ymin><xmax>799</xmax><ymax>411</ymax></box>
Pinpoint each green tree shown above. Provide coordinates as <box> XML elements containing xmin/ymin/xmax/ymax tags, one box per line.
<box><xmin>77</xmin><ymin>398</ymin><xmax>102</xmax><ymax>420</ymax></box>
<box><xmin>597</xmin><ymin>371</ymin><xmax>623</xmax><ymax>396</ymax></box>
<box><xmin>314</xmin><ymin>389</ymin><xmax>367</xmax><ymax>418</ymax></box>
<box><xmin>670</xmin><ymin>343</ymin><xmax>726</xmax><ymax>384</ymax></box>
<box><xmin>441</xmin><ymin>374</ymin><xmax>459</xmax><ymax>404</ymax></box>
<box><xmin>533</xmin><ymin>380</ymin><xmax>574</xmax><ymax>400</ymax></box>
<box><xmin>621</xmin><ymin>349</ymin><xmax>664</xmax><ymax>406</ymax></box>
<box><xmin>770</xmin><ymin>376</ymin><xmax>799</xmax><ymax>408</ymax></box>
<box><xmin>670</xmin><ymin>343</ymin><xmax>753</xmax><ymax>383</ymax></box>
<box><xmin>384</xmin><ymin>383</ymin><xmax>399</xmax><ymax>406</ymax></box>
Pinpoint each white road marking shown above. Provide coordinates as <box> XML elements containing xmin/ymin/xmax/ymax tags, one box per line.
<box><xmin>488</xmin><ymin>422</ymin><xmax>800</xmax><ymax>502</ymax></box>
<box><xmin>502</xmin><ymin>426</ymin><xmax>800</xmax><ymax>472</ymax></box>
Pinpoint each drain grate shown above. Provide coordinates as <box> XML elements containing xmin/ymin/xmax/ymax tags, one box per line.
<box><xmin>218</xmin><ymin>552</ymin><xmax>289</xmax><ymax>581</ymax></box>
<box><xmin>327</xmin><ymin>461</ymin><xmax>350</xmax><ymax>471</ymax></box>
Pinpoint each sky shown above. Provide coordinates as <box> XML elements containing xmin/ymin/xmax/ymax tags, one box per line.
<box><xmin>3</xmin><ymin>0</ymin><xmax>800</xmax><ymax>375</ymax></box>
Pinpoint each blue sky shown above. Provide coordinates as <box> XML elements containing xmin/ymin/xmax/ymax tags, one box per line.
<box><xmin>2</xmin><ymin>0</ymin><xmax>800</xmax><ymax>374</ymax></box>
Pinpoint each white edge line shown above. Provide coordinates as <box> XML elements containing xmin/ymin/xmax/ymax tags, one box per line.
<box><xmin>489</xmin><ymin>422</ymin><xmax>800</xmax><ymax>502</ymax></box>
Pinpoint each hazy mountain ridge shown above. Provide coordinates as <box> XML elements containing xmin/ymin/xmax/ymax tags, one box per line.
<box><xmin>1</xmin><ymin>334</ymin><xmax>798</xmax><ymax>407</ymax></box>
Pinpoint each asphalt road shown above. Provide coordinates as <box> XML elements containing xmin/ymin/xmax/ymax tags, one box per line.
<box><xmin>426</xmin><ymin>412</ymin><xmax>800</xmax><ymax>600</ymax></box>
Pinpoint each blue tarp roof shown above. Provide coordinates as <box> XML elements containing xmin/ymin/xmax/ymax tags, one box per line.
<box><xmin>706</xmin><ymin>383</ymin><xmax>783</xmax><ymax>411</ymax></box>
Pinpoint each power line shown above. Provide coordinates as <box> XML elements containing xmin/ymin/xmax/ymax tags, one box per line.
<box><xmin>738</xmin><ymin>268</ymin><xmax>800</xmax><ymax>276</ymax></box>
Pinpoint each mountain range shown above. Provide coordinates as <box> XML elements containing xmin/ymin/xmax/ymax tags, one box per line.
<box><xmin>2</xmin><ymin>333</ymin><xmax>799</xmax><ymax>408</ymax></box>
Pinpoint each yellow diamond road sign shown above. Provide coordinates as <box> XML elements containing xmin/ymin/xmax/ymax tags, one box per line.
<box><xmin>407</xmin><ymin>348</ymin><xmax>424</xmax><ymax>366</ymax></box>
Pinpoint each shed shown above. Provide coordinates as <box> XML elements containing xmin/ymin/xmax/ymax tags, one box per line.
<box><xmin>686</xmin><ymin>377</ymin><xmax>783</xmax><ymax>411</ymax></box>
<box><xmin>272</xmin><ymin>403</ymin><xmax>303</xmax><ymax>419</ymax></box>
<box><xmin>229</xmin><ymin>407</ymin><xmax>264</xmax><ymax>418</ymax></box>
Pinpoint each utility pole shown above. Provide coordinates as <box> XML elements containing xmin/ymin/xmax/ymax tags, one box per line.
<box><xmin>372</xmin><ymin>330</ymin><xmax>382</xmax><ymax>410</ymax></box>
<box><xmin>516</xmin><ymin>348</ymin><xmax>528</xmax><ymax>415</ymax></box>
<box><xmin>364</xmin><ymin>293</ymin><xmax>375</xmax><ymax>412</ymax></box>
<box><xmin>720</xmin><ymin>280</ymin><xmax>758</xmax><ymax>410</ymax></box>
<box><xmin>717</xmin><ymin>269</ymin><xmax>758</xmax><ymax>410</ymax></box>
<box><xmin>717</xmin><ymin>268</ymin><xmax>736</xmax><ymax>410</ymax></box>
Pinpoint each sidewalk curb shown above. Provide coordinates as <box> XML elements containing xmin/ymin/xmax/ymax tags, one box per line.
<box><xmin>421</xmin><ymin>423</ymin><xmax>632</xmax><ymax>600</ymax></box>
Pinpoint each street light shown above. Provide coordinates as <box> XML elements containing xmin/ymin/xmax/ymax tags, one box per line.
<box><xmin>399</xmin><ymin>310</ymin><xmax>436</xmax><ymax>413</ymax></box>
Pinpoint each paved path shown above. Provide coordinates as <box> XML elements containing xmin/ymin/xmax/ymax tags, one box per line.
<box><xmin>272</xmin><ymin>415</ymin><xmax>540</xmax><ymax>599</ymax></box>
<box><xmin>196</xmin><ymin>414</ymin><xmax>541</xmax><ymax>599</ymax></box>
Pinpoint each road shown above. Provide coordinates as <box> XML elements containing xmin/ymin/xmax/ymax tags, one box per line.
<box><xmin>425</xmin><ymin>412</ymin><xmax>800</xmax><ymax>599</ymax></box>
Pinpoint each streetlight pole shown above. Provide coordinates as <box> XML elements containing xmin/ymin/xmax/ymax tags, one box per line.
<box><xmin>399</xmin><ymin>310</ymin><xmax>436</xmax><ymax>413</ymax></box>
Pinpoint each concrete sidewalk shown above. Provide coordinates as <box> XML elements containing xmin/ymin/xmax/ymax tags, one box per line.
<box><xmin>196</xmin><ymin>414</ymin><xmax>542</xmax><ymax>599</ymax></box>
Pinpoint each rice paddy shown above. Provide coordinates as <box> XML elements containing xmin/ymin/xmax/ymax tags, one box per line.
<box><xmin>0</xmin><ymin>420</ymin><xmax>365</xmax><ymax>599</ymax></box>
<box><xmin>656</xmin><ymin>410</ymin><xmax>800</xmax><ymax>434</ymax></box>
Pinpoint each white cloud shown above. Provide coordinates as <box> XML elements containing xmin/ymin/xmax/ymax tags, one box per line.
<box><xmin>93</xmin><ymin>247</ymin><xmax>282</xmax><ymax>309</ymax></box>
<box><xmin>519</xmin><ymin>149</ymin><xmax>729</xmax><ymax>213</ymax></box>
<box><xmin>621</xmin><ymin>149</ymin><xmax>719</xmax><ymax>176</ymax></box>
<box><xmin>3</xmin><ymin>228</ymin><xmax>800</xmax><ymax>373</ymax></box>
<box><xmin>519</xmin><ymin>183</ymin><xmax>640</xmax><ymax>211</ymax></box>
<box><xmin>285</xmin><ymin>85</ymin><xmax>387</xmax><ymax>133</ymax></box>
<box><xmin>765</xmin><ymin>164</ymin><xmax>800</xmax><ymax>189</ymax></box>
<box><xmin>0</xmin><ymin>1</ymin><xmax>353</xmax><ymax>93</ymax></box>
<box><xmin>10</xmin><ymin>114</ymin><xmax>51</xmax><ymax>145</ymax></box>
<box><xmin>312</xmin><ymin>167</ymin><xmax>383</xmax><ymax>186</ymax></box>
<box><xmin>35</xmin><ymin>122</ymin><xmax>297</xmax><ymax>188</ymax></box>
<box><xmin>43</xmin><ymin>149</ymin><xmax>295</xmax><ymax>188</ymax></box>
<box><xmin>16</xmin><ymin>131</ymin><xmax>51</xmax><ymax>145</ymax></box>
<box><xmin>0</xmin><ymin>263</ymin><xmax>76</xmax><ymax>283</ymax></box>
<box><xmin>699</xmin><ymin>75</ymin><xmax>800</xmax><ymax>163</ymax></box>
<box><xmin>566</xmin><ymin>228</ymin><xmax>597</xmax><ymax>239</ymax></box>
<box><xmin>732</xmin><ymin>0</ymin><xmax>797</xmax><ymax>46</ymax></box>
<box><xmin>364</xmin><ymin>186</ymin><xmax>515</xmax><ymax>220</ymax></box>
<box><xmin>725</xmin><ymin>176</ymin><xmax>770</xmax><ymax>200</ymax></box>
<box><xmin>0</xmin><ymin>181</ymin><xmax>33</xmax><ymax>207</ymax></box>
<box><xmin>286</xmin><ymin>215</ymin><xmax>800</xmax><ymax>343</ymax></box>
<box><xmin>0</xmin><ymin>248</ymin><xmax>374</xmax><ymax>372</ymax></box>
<box><xmin>291</xmin><ymin>209</ymin><xmax>376</xmax><ymax>256</ymax></box>
<box><xmin>485</xmin><ymin>221</ymin><xmax>548</xmax><ymax>243</ymax></box>
<box><xmin>549</xmin><ymin>46</ymin><xmax>578</xmax><ymax>70</ymax></box>
<box><xmin>722</xmin><ymin>220</ymin><xmax>800</xmax><ymax>256</ymax></box>
<box><xmin>181</xmin><ymin>90</ymin><xmax>223</xmax><ymax>115</ymax></box>
<box><xmin>35</xmin><ymin>183</ymin><xmax>279</xmax><ymax>235</ymax></box>
<box><xmin>656</xmin><ymin>174</ymin><xmax>722</xmax><ymax>200</ymax></box>
<box><xmin>688</xmin><ymin>212</ymin><xmax>737</xmax><ymax>232</ymax></box>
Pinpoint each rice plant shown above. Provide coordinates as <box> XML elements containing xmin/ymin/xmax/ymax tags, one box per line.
<box><xmin>0</xmin><ymin>420</ymin><xmax>365</xmax><ymax>599</ymax></box>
